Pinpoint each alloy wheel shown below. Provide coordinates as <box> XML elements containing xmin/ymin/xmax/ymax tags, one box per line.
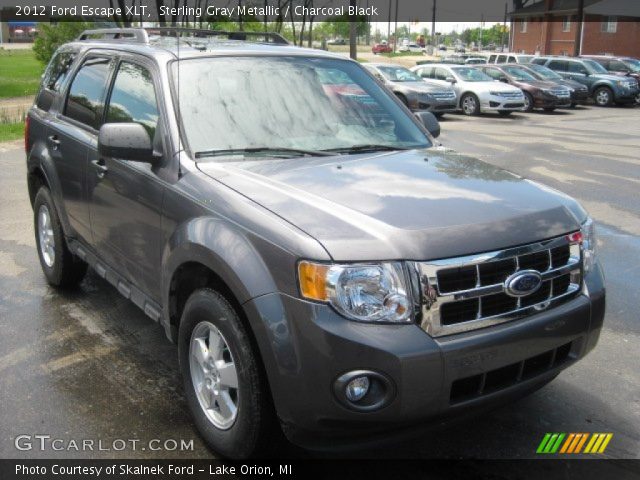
<box><xmin>596</xmin><ymin>89</ymin><xmax>610</xmax><ymax>106</ymax></box>
<box><xmin>462</xmin><ymin>96</ymin><xmax>476</xmax><ymax>115</ymax></box>
<box><xmin>38</xmin><ymin>205</ymin><xmax>55</xmax><ymax>267</ymax></box>
<box><xmin>189</xmin><ymin>321</ymin><xmax>239</xmax><ymax>430</ymax></box>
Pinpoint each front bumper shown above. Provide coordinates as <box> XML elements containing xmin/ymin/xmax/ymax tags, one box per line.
<box><xmin>571</xmin><ymin>89</ymin><xmax>590</xmax><ymax>104</ymax></box>
<box><xmin>613</xmin><ymin>87</ymin><xmax>639</xmax><ymax>103</ymax></box>
<box><xmin>533</xmin><ymin>93</ymin><xmax>572</xmax><ymax>109</ymax></box>
<box><xmin>243</xmin><ymin>262</ymin><xmax>605</xmax><ymax>449</ymax></box>
<box><xmin>480</xmin><ymin>93</ymin><xmax>525</xmax><ymax>112</ymax></box>
<box><xmin>410</xmin><ymin>97</ymin><xmax>458</xmax><ymax>114</ymax></box>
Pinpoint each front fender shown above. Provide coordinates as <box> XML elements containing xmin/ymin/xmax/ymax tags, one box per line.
<box><xmin>161</xmin><ymin>216</ymin><xmax>279</xmax><ymax>331</ymax></box>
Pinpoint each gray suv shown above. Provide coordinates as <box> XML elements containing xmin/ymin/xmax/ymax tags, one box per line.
<box><xmin>26</xmin><ymin>28</ymin><xmax>605</xmax><ymax>458</ymax></box>
<box><xmin>531</xmin><ymin>56</ymin><xmax>639</xmax><ymax>106</ymax></box>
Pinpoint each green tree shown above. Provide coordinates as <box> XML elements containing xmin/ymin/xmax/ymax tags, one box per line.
<box><xmin>33</xmin><ymin>22</ymin><xmax>93</xmax><ymax>64</ymax></box>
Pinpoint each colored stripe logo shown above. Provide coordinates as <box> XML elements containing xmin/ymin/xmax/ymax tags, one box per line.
<box><xmin>537</xmin><ymin>433</ymin><xmax>613</xmax><ymax>454</ymax></box>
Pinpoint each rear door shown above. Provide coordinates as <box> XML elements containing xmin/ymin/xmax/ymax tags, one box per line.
<box><xmin>87</xmin><ymin>56</ymin><xmax>166</xmax><ymax>299</ymax></box>
<box><xmin>566</xmin><ymin>61</ymin><xmax>591</xmax><ymax>88</ymax></box>
<box><xmin>47</xmin><ymin>54</ymin><xmax>113</xmax><ymax>242</ymax></box>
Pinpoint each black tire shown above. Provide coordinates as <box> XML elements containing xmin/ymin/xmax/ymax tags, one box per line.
<box><xmin>594</xmin><ymin>86</ymin><xmax>614</xmax><ymax>107</ymax></box>
<box><xmin>33</xmin><ymin>187</ymin><xmax>87</xmax><ymax>287</ymax></box>
<box><xmin>523</xmin><ymin>91</ymin><xmax>534</xmax><ymax>112</ymax></box>
<box><xmin>497</xmin><ymin>110</ymin><xmax>512</xmax><ymax>116</ymax></box>
<box><xmin>178</xmin><ymin>288</ymin><xmax>276</xmax><ymax>459</ymax></box>
<box><xmin>460</xmin><ymin>93</ymin><xmax>480</xmax><ymax>116</ymax></box>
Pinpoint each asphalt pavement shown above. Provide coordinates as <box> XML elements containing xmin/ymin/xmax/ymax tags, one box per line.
<box><xmin>0</xmin><ymin>104</ymin><xmax>638</xmax><ymax>460</ymax></box>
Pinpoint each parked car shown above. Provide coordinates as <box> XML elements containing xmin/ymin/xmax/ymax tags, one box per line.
<box><xmin>531</xmin><ymin>56</ymin><xmax>639</xmax><ymax>106</ymax></box>
<box><xmin>398</xmin><ymin>43</ymin><xmax>425</xmax><ymax>54</ymax></box>
<box><xmin>438</xmin><ymin>43</ymin><xmax>447</xmax><ymax>51</ymax></box>
<box><xmin>582</xmin><ymin>55</ymin><xmax>640</xmax><ymax>103</ymax></box>
<box><xmin>372</xmin><ymin>42</ymin><xmax>392</xmax><ymax>54</ymax></box>
<box><xmin>364</xmin><ymin>63</ymin><xmax>457</xmax><ymax>116</ymax></box>
<box><xmin>479</xmin><ymin>64</ymin><xmax>572</xmax><ymax>112</ymax></box>
<box><xmin>488</xmin><ymin>53</ymin><xmax>534</xmax><ymax>64</ymax></box>
<box><xmin>327</xmin><ymin>38</ymin><xmax>346</xmax><ymax>46</ymax></box>
<box><xmin>525</xmin><ymin>63</ymin><xmax>590</xmax><ymax>106</ymax></box>
<box><xmin>27</xmin><ymin>27</ymin><xmax>604</xmax><ymax>459</ymax></box>
<box><xmin>465</xmin><ymin>57</ymin><xmax>487</xmax><ymax>65</ymax></box>
<box><xmin>411</xmin><ymin>64</ymin><xmax>526</xmax><ymax>115</ymax></box>
<box><xmin>454</xmin><ymin>44</ymin><xmax>466</xmax><ymax>53</ymax></box>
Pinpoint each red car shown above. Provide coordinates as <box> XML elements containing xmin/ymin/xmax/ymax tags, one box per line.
<box><xmin>372</xmin><ymin>43</ymin><xmax>392</xmax><ymax>54</ymax></box>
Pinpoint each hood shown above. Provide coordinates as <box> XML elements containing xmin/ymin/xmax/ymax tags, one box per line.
<box><xmin>557</xmin><ymin>79</ymin><xmax>586</xmax><ymax>90</ymax></box>
<box><xmin>514</xmin><ymin>79</ymin><xmax>562</xmax><ymax>90</ymax></box>
<box><xmin>594</xmin><ymin>73</ymin><xmax>631</xmax><ymax>82</ymax></box>
<box><xmin>197</xmin><ymin>149</ymin><xmax>586</xmax><ymax>261</ymax></box>
<box><xmin>394</xmin><ymin>81</ymin><xmax>452</xmax><ymax>93</ymax></box>
<box><xmin>467</xmin><ymin>81</ymin><xmax>522</xmax><ymax>94</ymax></box>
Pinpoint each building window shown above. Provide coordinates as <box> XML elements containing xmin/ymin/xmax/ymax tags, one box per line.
<box><xmin>520</xmin><ymin>19</ymin><xmax>528</xmax><ymax>33</ymax></box>
<box><xmin>601</xmin><ymin>16</ymin><xmax>617</xmax><ymax>33</ymax></box>
<box><xmin>563</xmin><ymin>16</ymin><xmax>571</xmax><ymax>32</ymax></box>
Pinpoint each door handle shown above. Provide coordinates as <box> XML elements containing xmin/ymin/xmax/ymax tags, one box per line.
<box><xmin>48</xmin><ymin>135</ymin><xmax>61</xmax><ymax>150</ymax></box>
<box><xmin>91</xmin><ymin>159</ymin><xmax>108</xmax><ymax>178</ymax></box>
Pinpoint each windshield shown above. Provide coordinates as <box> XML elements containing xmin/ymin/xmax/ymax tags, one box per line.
<box><xmin>583</xmin><ymin>59</ymin><xmax>609</xmax><ymax>74</ymax></box>
<box><xmin>528</xmin><ymin>64</ymin><xmax>562</xmax><ymax>80</ymax></box>
<box><xmin>624</xmin><ymin>58</ymin><xmax>640</xmax><ymax>73</ymax></box>
<box><xmin>376</xmin><ymin>65</ymin><xmax>423</xmax><ymax>82</ymax></box>
<box><xmin>502</xmin><ymin>66</ymin><xmax>537</xmax><ymax>81</ymax></box>
<box><xmin>451</xmin><ymin>67</ymin><xmax>493</xmax><ymax>82</ymax></box>
<box><xmin>173</xmin><ymin>56</ymin><xmax>431</xmax><ymax>157</ymax></box>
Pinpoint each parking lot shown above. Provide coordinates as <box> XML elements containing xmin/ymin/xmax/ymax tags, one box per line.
<box><xmin>0</xmin><ymin>105</ymin><xmax>638</xmax><ymax>459</ymax></box>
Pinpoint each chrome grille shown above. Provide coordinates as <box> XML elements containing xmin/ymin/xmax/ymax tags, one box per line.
<box><xmin>431</xmin><ymin>91</ymin><xmax>457</xmax><ymax>100</ymax></box>
<box><xmin>493</xmin><ymin>91</ymin><xmax>523</xmax><ymax>98</ymax></box>
<box><xmin>551</xmin><ymin>88</ymin><xmax>571</xmax><ymax>98</ymax></box>
<box><xmin>413</xmin><ymin>234</ymin><xmax>583</xmax><ymax>337</ymax></box>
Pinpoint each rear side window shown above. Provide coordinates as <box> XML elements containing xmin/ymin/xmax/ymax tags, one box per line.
<box><xmin>64</xmin><ymin>57</ymin><xmax>111</xmax><ymax>129</ymax></box>
<box><xmin>548</xmin><ymin>60</ymin><xmax>568</xmax><ymax>72</ymax></box>
<box><xmin>497</xmin><ymin>55</ymin><xmax>507</xmax><ymax>63</ymax></box>
<box><xmin>508</xmin><ymin>56</ymin><xmax>516</xmax><ymax>63</ymax></box>
<box><xmin>434</xmin><ymin>68</ymin><xmax>449</xmax><ymax>80</ymax></box>
<box><xmin>36</xmin><ymin>50</ymin><xmax>77</xmax><ymax>111</ymax></box>
<box><xmin>106</xmin><ymin>62</ymin><xmax>159</xmax><ymax>139</ymax></box>
<box><xmin>568</xmin><ymin>62</ymin><xmax>588</xmax><ymax>74</ymax></box>
<box><xmin>489</xmin><ymin>55</ymin><xmax>497</xmax><ymax>63</ymax></box>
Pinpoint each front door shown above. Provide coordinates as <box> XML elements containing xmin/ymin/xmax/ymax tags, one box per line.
<box><xmin>87</xmin><ymin>58</ymin><xmax>165</xmax><ymax>299</ymax></box>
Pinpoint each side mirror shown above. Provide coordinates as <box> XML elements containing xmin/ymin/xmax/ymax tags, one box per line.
<box><xmin>98</xmin><ymin>123</ymin><xmax>155</xmax><ymax>163</ymax></box>
<box><xmin>415</xmin><ymin>111</ymin><xmax>440</xmax><ymax>138</ymax></box>
<box><xmin>445</xmin><ymin>76</ymin><xmax>457</xmax><ymax>83</ymax></box>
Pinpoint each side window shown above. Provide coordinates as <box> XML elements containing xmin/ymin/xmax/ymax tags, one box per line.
<box><xmin>531</xmin><ymin>58</ymin><xmax>546</xmax><ymax>65</ymax></box>
<box><xmin>548</xmin><ymin>60</ymin><xmax>568</xmax><ymax>72</ymax></box>
<box><xmin>36</xmin><ymin>50</ymin><xmax>77</xmax><ymax>111</ymax></box>
<box><xmin>497</xmin><ymin>55</ymin><xmax>507</xmax><ymax>63</ymax></box>
<box><xmin>434</xmin><ymin>68</ymin><xmax>449</xmax><ymax>80</ymax></box>
<box><xmin>489</xmin><ymin>55</ymin><xmax>497</xmax><ymax>63</ymax></box>
<box><xmin>64</xmin><ymin>57</ymin><xmax>112</xmax><ymax>129</ymax></box>
<box><xmin>106</xmin><ymin>62</ymin><xmax>159</xmax><ymax>139</ymax></box>
<box><xmin>609</xmin><ymin>60</ymin><xmax>628</xmax><ymax>72</ymax></box>
<box><xmin>508</xmin><ymin>56</ymin><xmax>516</xmax><ymax>63</ymax></box>
<box><xmin>484</xmin><ymin>68</ymin><xmax>502</xmax><ymax>80</ymax></box>
<box><xmin>568</xmin><ymin>62</ymin><xmax>587</xmax><ymax>74</ymax></box>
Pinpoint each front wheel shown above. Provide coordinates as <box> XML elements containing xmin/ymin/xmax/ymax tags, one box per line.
<box><xmin>460</xmin><ymin>93</ymin><xmax>480</xmax><ymax>115</ymax></box>
<box><xmin>594</xmin><ymin>86</ymin><xmax>613</xmax><ymax>107</ymax></box>
<box><xmin>179</xmin><ymin>288</ymin><xmax>277</xmax><ymax>458</ymax></box>
<box><xmin>523</xmin><ymin>91</ymin><xmax>534</xmax><ymax>112</ymax></box>
<box><xmin>33</xmin><ymin>187</ymin><xmax>87</xmax><ymax>287</ymax></box>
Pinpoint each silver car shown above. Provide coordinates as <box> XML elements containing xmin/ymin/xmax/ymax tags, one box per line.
<box><xmin>365</xmin><ymin>63</ymin><xmax>458</xmax><ymax>117</ymax></box>
<box><xmin>411</xmin><ymin>64</ymin><xmax>526</xmax><ymax>116</ymax></box>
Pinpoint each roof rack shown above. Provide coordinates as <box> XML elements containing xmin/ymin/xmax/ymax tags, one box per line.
<box><xmin>77</xmin><ymin>27</ymin><xmax>289</xmax><ymax>45</ymax></box>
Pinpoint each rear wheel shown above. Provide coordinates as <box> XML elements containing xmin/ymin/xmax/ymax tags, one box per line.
<box><xmin>179</xmin><ymin>288</ymin><xmax>277</xmax><ymax>458</ymax></box>
<box><xmin>460</xmin><ymin>93</ymin><xmax>480</xmax><ymax>116</ymax></box>
<box><xmin>33</xmin><ymin>187</ymin><xmax>87</xmax><ymax>287</ymax></box>
<box><xmin>594</xmin><ymin>86</ymin><xmax>613</xmax><ymax>107</ymax></box>
<box><xmin>523</xmin><ymin>92</ymin><xmax>534</xmax><ymax>112</ymax></box>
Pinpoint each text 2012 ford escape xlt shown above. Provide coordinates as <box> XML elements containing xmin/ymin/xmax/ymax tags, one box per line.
<box><xmin>26</xmin><ymin>28</ymin><xmax>605</xmax><ymax>458</ymax></box>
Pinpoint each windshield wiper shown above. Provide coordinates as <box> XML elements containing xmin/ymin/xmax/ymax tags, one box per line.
<box><xmin>194</xmin><ymin>147</ymin><xmax>333</xmax><ymax>159</ymax></box>
<box><xmin>323</xmin><ymin>144</ymin><xmax>410</xmax><ymax>154</ymax></box>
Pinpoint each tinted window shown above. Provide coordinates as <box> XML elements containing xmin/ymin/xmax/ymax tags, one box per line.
<box><xmin>609</xmin><ymin>60</ymin><xmax>629</xmax><ymax>72</ymax></box>
<box><xmin>531</xmin><ymin>58</ymin><xmax>547</xmax><ymax>65</ymax></box>
<box><xmin>548</xmin><ymin>60</ymin><xmax>568</xmax><ymax>72</ymax></box>
<box><xmin>484</xmin><ymin>68</ymin><xmax>504</xmax><ymax>80</ymax></box>
<box><xmin>508</xmin><ymin>56</ymin><xmax>516</xmax><ymax>63</ymax></box>
<box><xmin>568</xmin><ymin>62</ymin><xmax>588</xmax><ymax>74</ymax></box>
<box><xmin>106</xmin><ymin>62</ymin><xmax>159</xmax><ymax>139</ymax></box>
<box><xmin>65</xmin><ymin>57</ymin><xmax>111</xmax><ymax>129</ymax></box>
<box><xmin>489</xmin><ymin>55</ymin><xmax>497</xmax><ymax>63</ymax></box>
<box><xmin>36</xmin><ymin>50</ymin><xmax>77</xmax><ymax>111</ymax></box>
<box><xmin>415</xmin><ymin>67</ymin><xmax>433</xmax><ymax>78</ymax></box>
<box><xmin>497</xmin><ymin>55</ymin><xmax>507</xmax><ymax>63</ymax></box>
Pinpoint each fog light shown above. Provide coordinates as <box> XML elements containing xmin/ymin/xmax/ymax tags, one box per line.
<box><xmin>345</xmin><ymin>376</ymin><xmax>370</xmax><ymax>402</ymax></box>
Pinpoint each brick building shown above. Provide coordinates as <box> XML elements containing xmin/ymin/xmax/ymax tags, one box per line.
<box><xmin>510</xmin><ymin>0</ymin><xmax>640</xmax><ymax>57</ymax></box>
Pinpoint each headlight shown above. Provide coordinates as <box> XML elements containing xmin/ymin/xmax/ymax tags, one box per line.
<box><xmin>489</xmin><ymin>91</ymin><xmax>503</xmax><ymax>96</ymax></box>
<box><xmin>298</xmin><ymin>261</ymin><xmax>412</xmax><ymax>323</ymax></box>
<box><xmin>581</xmin><ymin>217</ymin><xmax>597</xmax><ymax>272</ymax></box>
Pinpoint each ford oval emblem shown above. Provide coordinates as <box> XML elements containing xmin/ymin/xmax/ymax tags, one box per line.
<box><xmin>505</xmin><ymin>270</ymin><xmax>543</xmax><ymax>297</ymax></box>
